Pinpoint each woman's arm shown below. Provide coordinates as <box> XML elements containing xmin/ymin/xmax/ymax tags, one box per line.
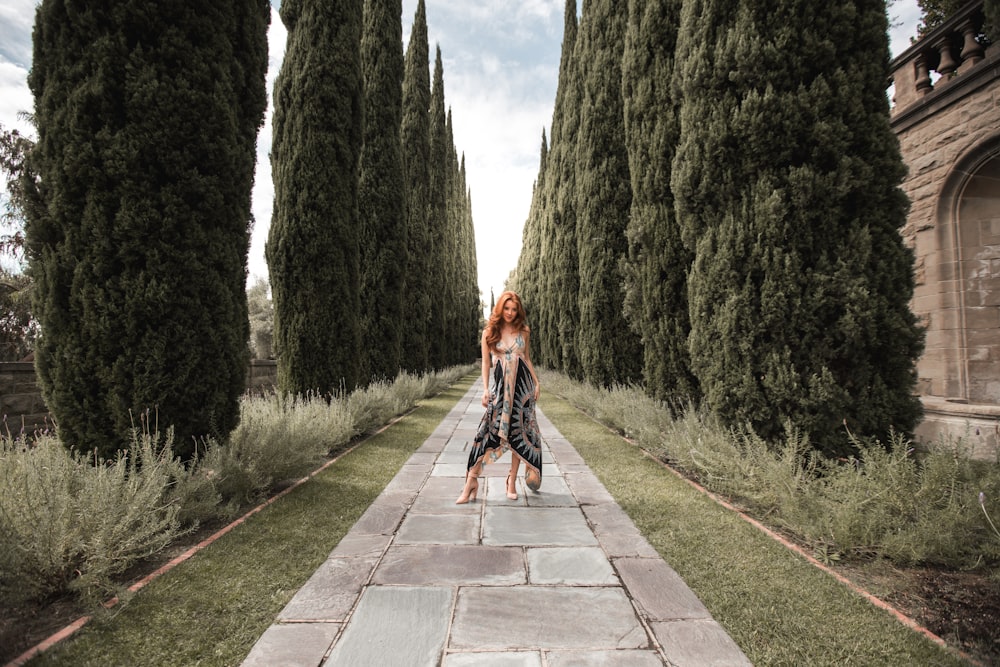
<box><xmin>521</xmin><ymin>329</ymin><xmax>541</xmax><ymax>400</ymax></box>
<box><xmin>480</xmin><ymin>329</ymin><xmax>491</xmax><ymax>407</ymax></box>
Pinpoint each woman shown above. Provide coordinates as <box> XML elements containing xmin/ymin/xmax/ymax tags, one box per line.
<box><xmin>456</xmin><ymin>290</ymin><xmax>543</xmax><ymax>504</ymax></box>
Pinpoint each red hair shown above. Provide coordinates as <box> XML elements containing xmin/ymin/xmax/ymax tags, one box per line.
<box><xmin>484</xmin><ymin>291</ymin><xmax>528</xmax><ymax>350</ymax></box>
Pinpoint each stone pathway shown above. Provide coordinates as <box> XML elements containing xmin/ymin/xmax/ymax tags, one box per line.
<box><xmin>241</xmin><ymin>381</ymin><xmax>751</xmax><ymax>666</ymax></box>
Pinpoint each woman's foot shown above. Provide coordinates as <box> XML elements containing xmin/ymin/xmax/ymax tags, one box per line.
<box><xmin>455</xmin><ymin>475</ymin><xmax>479</xmax><ymax>504</ymax></box>
<box><xmin>506</xmin><ymin>474</ymin><xmax>518</xmax><ymax>500</ymax></box>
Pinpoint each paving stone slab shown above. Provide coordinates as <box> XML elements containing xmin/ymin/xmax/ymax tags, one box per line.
<box><xmin>525</xmin><ymin>476</ymin><xmax>576</xmax><ymax>507</ymax></box>
<box><xmin>545</xmin><ymin>446</ymin><xmax>586</xmax><ymax>467</ymax></box>
<box><xmin>240</xmin><ymin>622</ymin><xmax>340</xmax><ymax>667</ymax></box>
<box><xmin>409</xmin><ymin>490</ymin><xmax>482</xmax><ymax>513</ymax></box>
<box><xmin>443</xmin><ymin>651</ymin><xmax>543</xmax><ymax>667</ymax></box>
<box><xmin>416</xmin><ymin>475</ymin><xmax>465</xmax><ymax>497</ymax></box>
<box><xmin>395</xmin><ymin>513</ymin><xmax>480</xmax><ymax>545</ymax></box>
<box><xmin>417</xmin><ymin>438</ymin><xmax>451</xmax><ymax>453</ymax></box>
<box><xmin>650</xmin><ymin>620</ymin><xmax>752</xmax><ymax>666</ymax></box>
<box><xmin>614</xmin><ymin>558</ymin><xmax>712</xmax><ymax>621</ymax></box>
<box><xmin>402</xmin><ymin>451</ymin><xmax>439</xmax><ymax>466</ymax></box>
<box><xmin>373</xmin><ymin>545</ymin><xmax>525</xmax><ymax>585</ymax></box>
<box><xmin>324</xmin><ymin>586</ymin><xmax>453</xmax><ymax>666</ymax></box>
<box><xmin>594</xmin><ymin>528</ymin><xmax>660</xmax><ymax>559</ymax></box>
<box><xmin>526</xmin><ymin>547</ymin><xmax>618</xmax><ymax>585</ymax></box>
<box><xmin>562</xmin><ymin>472</ymin><xmax>617</xmax><ymax>506</ymax></box>
<box><xmin>349</xmin><ymin>492</ymin><xmax>412</xmax><ymax>535</ymax></box>
<box><xmin>329</xmin><ymin>533</ymin><xmax>391</xmax><ymax>559</ymax></box>
<box><xmin>555</xmin><ymin>462</ymin><xmax>594</xmax><ymax>474</ymax></box>
<box><xmin>381</xmin><ymin>466</ymin><xmax>430</xmax><ymax>494</ymax></box>
<box><xmin>485</xmin><ymin>476</ymin><xmax>526</xmax><ymax>504</ymax></box>
<box><xmin>483</xmin><ymin>507</ymin><xmax>598</xmax><ymax>546</ymax></box>
<box><xmin>450</xmin><ymin>587</ymin><xmax>647</xmax><ymax>650</ymax></box>
<box><xmin>436</xmin><ymin>448</ymin><xmax>472</xmax><ymax>464</ymax></box>
<box><xmin>278</xmin><ymin>557</ymin><xmax>378</xmax><ymax>621</ymax></box>
<box><xmin>432</xmin><ymin>462</ymin><xmax>470</xmax><ymax>477</ymax></box>
<box><xmin>582</xmin><ymin>504</ymin><xmax>661</xmax><ymax>558</ymax></box>
<box><xmin>544</xmin><ymin>649</ymin><xmax>665</xmax><ymax>666</ymax></box>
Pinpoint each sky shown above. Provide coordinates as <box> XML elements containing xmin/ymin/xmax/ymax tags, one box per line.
<box><xmin>1</xmin><ymin>0</ymin><xmax>923</xmax><ymax>305</ymax></box>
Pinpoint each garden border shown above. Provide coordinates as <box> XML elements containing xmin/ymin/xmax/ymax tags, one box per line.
<box><xmin>3</xmin><ymin>408</ymin><xmax>413</xmax><ymax>667</ymax></box>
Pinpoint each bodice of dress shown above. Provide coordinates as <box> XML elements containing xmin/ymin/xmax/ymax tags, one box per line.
<box><xmin>492</xmin><ymin>332</ymin><xmax>525</xmax><ymax>366</ymax></box>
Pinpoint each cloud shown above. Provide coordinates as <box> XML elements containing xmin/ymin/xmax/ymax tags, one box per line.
<box><xmin>0</xmin><ymin>0</ymin><xmax>36</xmax><ymax>69</ymax></box>
<box><xmin>0</xmin><ymin>61</ymin><xmax>33</xmax><ymax>134</ymax></box>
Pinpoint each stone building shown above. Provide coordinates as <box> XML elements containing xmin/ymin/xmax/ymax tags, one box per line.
<box><xmin>890</xmin><ymin>0</ymin><xmax>999</xmax><ymax>457</ymax></box>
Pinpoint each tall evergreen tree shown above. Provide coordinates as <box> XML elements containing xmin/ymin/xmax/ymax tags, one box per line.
<box><xmin>621</xmin><ymin>0</ymin><xmax>697</xmax><ymax>407</ymax></box>
<box><xmin>548</xmin><ymin>0</ymin><xmax>582</xmax><ymax>378</ymax></box>
<box><xmin>426</xmin><ymin>46</ymin><xmax>449</xmax><ymax>368</ymax></box>
<box><xmin>524</xmin><ymin>130</ymin><xmax>551</xmax><ymax>368</ymax></box>
<box><xmin>672</xmin><ymin>0</ymin><xmax>924</xmax><ymax>455</ymax></box>
<box><xmin>26</xmin><ymin>0</ymin><xmax>269</xmax><ymax>458</ymax></box>
<box><xmin>443</xmin><ymin>109</ymin><xmax>461</xmax><ymax>365</ymax></box>
<box><xmin>516</xmin><ymin>133</ymin><xmax>544</xmax><ymax>363</ymax></box>
<box><xmin>400</xmin><ymin>0</ymin><xmax>431</xmax><ymax>372</ymax></box>
<box><xmin>573</xmin><ymin>0</ymin><xmax>641</xmax><ymax>386</ymax></box>
<box><xmin>267</xmin><ymin>0</ymin><xmax>364</xmax><ymax>395</ymax></box>
<box><xmin>460</xmin><ymin>162</ymin><xmax>481</xmax><ymax>358</ymax></box>
<box><xmin>358</xmin><ymin>0</ymin><xmax>406</xmax><ymax>383</ymax></box>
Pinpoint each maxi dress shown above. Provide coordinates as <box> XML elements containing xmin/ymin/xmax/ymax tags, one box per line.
<box><xmin>467</xmin><ymin>333</ymin><xmax>543</xmax><ymax>491</ymax></box>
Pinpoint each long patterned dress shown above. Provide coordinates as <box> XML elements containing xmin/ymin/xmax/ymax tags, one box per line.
<box><xmin>467</xmin><ymin>333</ymin><xmax>543</xmax><ymax>491</ymax></box>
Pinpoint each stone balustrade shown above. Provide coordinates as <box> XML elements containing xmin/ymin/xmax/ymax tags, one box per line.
<box><xmin>890</xmin><ymin>0</ymin><xmax>994</xmax><ymax>118</ymax></box>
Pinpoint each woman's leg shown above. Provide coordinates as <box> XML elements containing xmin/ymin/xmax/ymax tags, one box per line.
<box><xmin>507</xmin><ymin>451</ymin><xmax>521</xmax><ymax>498</ymax></box>
<box><xmin>456</xmin><ymin>463</ymin><xmax>482</xmax><ymax>504</ymax></box>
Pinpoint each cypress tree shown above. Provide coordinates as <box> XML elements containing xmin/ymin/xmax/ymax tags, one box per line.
<box><xmin>524</xmin><ymin>130</ymin><xmax>551</xmax><ymax>368</ymax></box>
<box><xmin>358</xmin><ymin>0</ymin><xmax>406</xmax><ymax>383</ymax></box>
<box><xmin>27</xmin><ymin>0</ymin><xmax>269</xmax><ymax>458</ymax></box>
<box><xmin>400</xmin><ymin>0</ymin><xmax>431</xmax><ymax>372</ymax></box>
<box><xmin>672</xmin><ymin>0</ymin><xmax>924</xmax><ymax>455</ymax></box>
<box><xmin>621</xmin><ymin>0</ymin><xmax>697</xmax><ymax>407</ymax></box>
<box><xmin>460</xmin><ymin>162</ymin><xmax>481</xmax><ymax>358</ymax></box>
<box><xmin>573</xmin><ymin>0</ymin><xmax>641</xmax><ymax>386</ymax></box>
<box><xmin>549</xmin><ymin>0</ymin><xmax>582</xmax><ymax>378</ymax></box>
<box><xmin>267</xmin><ymin>0</ymin><xmax>363</xmax><ymax>396</ymax></box>
<box><xmin>443</xmin><ymin>109</ymin><xmax>460</xmax><ymax>365</ymax></box>
<box><xmin>427</xmin><ymin>46</ymin><xmax>449</xmax><ymax>368</ymax></box>
<box><xmin>516</xmin><ymin>132</ymin><xmax>544</xmax><ymax>364</ymax></box>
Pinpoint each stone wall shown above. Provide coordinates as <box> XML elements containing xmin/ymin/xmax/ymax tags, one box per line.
<box><xmin>0</xmin><ymin>360</ymin><xmax>278</xmax><ymax>438</ymax></box>
<box><xmin>0</xmin><ymin>362</ymin><xmax>50</xmax><ymax>437</ymax></box>
<box><xmin>890</xmin><ymin>3</ymin><xmax>1000</xmax><ymax>458</ymax></box>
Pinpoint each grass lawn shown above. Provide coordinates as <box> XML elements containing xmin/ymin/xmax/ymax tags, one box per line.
<box><xmin>26</xmin><ymin>378</ymin><xmax>970</xmax><ymax>666</ymax></box>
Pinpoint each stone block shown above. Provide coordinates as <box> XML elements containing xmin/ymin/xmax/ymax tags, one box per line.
<box><xmin>545</xmin><ymin>650</ymin><xmax>664</xmax><ymax>666</ymax></box>
<box><xmin>240</xmin><ymin>622</ymin><xmax>339</xmax><ymax>667</ymax></box>
<box><xmin>373</xmin><ymin>545</ymin><xmax>524</xmax><ymax>586</ymax></box>
<box><xmin>325</xmin><ymin>586</ymin><xmax>453</xmax><ymax>666</ymax></box>
<box><xmin>614</xmin><ymin>558</ymin><xmax>711</xmax><ymax>622</ymax></box>
<box><xmin>450</xmin><ymin>587</ymin><xmax>647</xmax><ymax>651</ymax></box>
<box><xmin>966</xmin><ymin>306</ymin><xmax>1000</xmax><ymax>329</ymax></box>
<box><xmin>650</xmin><ymin>620</ymin><xmax>752</xmax><ymax>667</ymax></box>
<box><xmin>278</xmin><ymin>557</ymin><xmax>379</xmax><ymax>621</ymax></box>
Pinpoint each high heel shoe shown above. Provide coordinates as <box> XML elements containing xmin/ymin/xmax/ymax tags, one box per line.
<box><xmin>506</xmin><ymin>474</ymin><xmax>518</xmax><ymax>501</ymax></box>
<box><xmin>455</xmin><ymin>476</ymin><xmax>479</xmax><ymax>504</ymax></box>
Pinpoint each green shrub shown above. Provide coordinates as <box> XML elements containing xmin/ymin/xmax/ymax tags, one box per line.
<box><xmin>0</xmin><ymin>431</ymin><xmax>186</xmax><ymax>602</ymax></box>
<box><xmin>540</xmin><ymin>368</ymin><xmax>1000</xmax><ymax>569</ymax></box>
<box><xmin>798</xmin><ymin>433</ymin><xmax>1000</xmax><ymax>567</ymax></box>
<box><xmin>196</xmin><ymin>391</ymin><xmax>355</xmax><ymax>507</ymax></box>
<box><xmin>347</xmin><ymin>376</ymin><xmax>412</xmax><ymax>435</ymax></box>
<box><xmin>0</xmin><ymin>365</ymin><xmax>476</xmax><ymax>603</ymax></box>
